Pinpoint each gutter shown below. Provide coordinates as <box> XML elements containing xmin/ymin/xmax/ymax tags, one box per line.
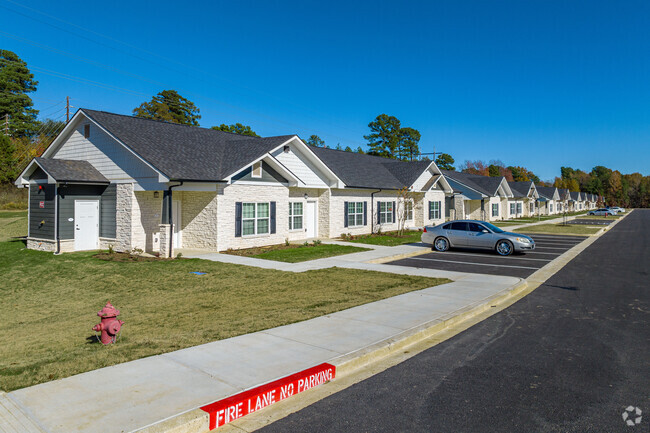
<box><xmin>54</xmin><ymin>183</ymin><xmax>60</xmax><ymax>255</ymax></box>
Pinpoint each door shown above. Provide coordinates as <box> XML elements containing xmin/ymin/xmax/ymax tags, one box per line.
<box><xmin>304</xmin><ymin>201</ymin><xmax>317</xmax><ymax>238</ymax></box>
<box><xmin>467</xmin><ymin>222</ymin><xmax>495</xmax><ymax>249</ymax></box>
<box><xmin>74</xmin><ymin>200</ymin><xmax>99</xmax><ymax>251</ymax></box>
<box><xmin>445</xmin><ymin>221</ymin><xmax>468</xmax><ymax>246</ymax></box>
<box><xmin>172</xmin><ymin>200</ymin><xmax>182</xmax><ymax>248</ymax></box>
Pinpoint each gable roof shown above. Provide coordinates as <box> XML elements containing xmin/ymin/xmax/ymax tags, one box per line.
<box><xmin>508</xmin><ymin>181</ymin><xmax>534</xmax><ymax>198</ymax></box>
<box><xmin>536</xmin><ymin>186</ymin><xmax>559</xmax><ymax>200</ymax></box>
<box><xmin>441</xmin><ymin>170</ymin><xmax>509</xmax><ymax>197</ymax></box>
<box><xmin>309</xmin><ymin>146</ymin><xmax>433</xmax><ymax>189</ymax></box>
<box><xmin>569</xmin><ymin>191</ymin><xmax>582</xmax><ymax>201</ymax></box>
<box><xmin>25</xmin><ymin>157</ymin><xmax>110</xmax><ymax>184</ymax></box>
<box><xmin>77</xmin><ymin>109</ymin><xmax>295</xmax><ymax>182</ymax></box>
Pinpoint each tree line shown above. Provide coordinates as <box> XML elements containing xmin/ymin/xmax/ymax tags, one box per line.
<box><xmin>1</xmin><ymin>48</ymin><xmax>648</xmax><ymax>207</ymax></box>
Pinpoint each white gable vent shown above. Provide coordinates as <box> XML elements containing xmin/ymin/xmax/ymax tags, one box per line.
<box><xmin>252</xmin><ymin>161</ymin><xmax>262</xmax><ymax>178</ymax></box>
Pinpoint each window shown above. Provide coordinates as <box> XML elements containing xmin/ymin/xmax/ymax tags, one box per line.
<box><xmin>429</xmin><ymin>201</ymin><xmax>441</xmax><ymax>219</ymax></box>
<box><xmin>289</xmin><ymin>202</ymin><xmax>303</xmax><ymax>230</ymax></box>
<box><xmin>84</xmin><ymin>124</ymin><xmax>90</xmax><ymax>138</ymax></box>
<box><xmin>510</xmin><ymin>203</ymin><xmax>516</xmax><ymax>215</ymax></box>
<box><xmin>516</xmin><ymin>203</ymin><xmax>522</xmax><ymax>214</ymax></box>
<box><xmin>530</xmin><ymin>203</ymin><xmax>534</xmax><ymax>213</ymax></box>
<box><xmin>251</xmin><ymin>161</ymin><xmax>262</xmax><ymax>178</ymax></box>
<box><xmin>405</xmin><ymin>201</ymin><xmax>413</xmax><ymax>221</ymax></box>
<box><xmin>549</xmin><ymin>203</ymin><xmax>553</xmax><ymax>212</ymax></box>
<box><xmin>379</xmin><ymin>201</ymin><xmax>393</xmax><ymax>224</ymax></box>
<box><xmin>492</xmin><ymin>203</ymin><xmax>499</xmax><ymax>217</ymax></box>
<box><xmin>347</xmin><ymin>202</ymin><xmax>364</xmax><ymax>227</ymax></box>
<box><xmin>450</xmin><ymin>221</ymin><xmax>467</xmax><ymax>231</ymax></box>
<box><xmin>468</xmin><ymin>222</ymin><xmax>485</xmax><ymax>232</ymax></box>
<box><xmin>242</xmin><ymin>202</ymin><xmax>269</xmax><ymax>235</ymax></box>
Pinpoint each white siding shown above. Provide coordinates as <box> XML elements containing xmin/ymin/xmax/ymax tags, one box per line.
<box><xmin>52</xmin><ymin>122</ymin><xmax>163</xmax><ymax>190</ymax></box>
<box><xmin>271</xmin><ymin>145</ymin><xmax>330</xmax><ymax>188</ymax></box>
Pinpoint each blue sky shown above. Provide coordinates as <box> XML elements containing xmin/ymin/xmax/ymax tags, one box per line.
<box><xmin>1</xmin><ymin>0</ymin><xmax>648</xmax><ymax>181</ymax></box>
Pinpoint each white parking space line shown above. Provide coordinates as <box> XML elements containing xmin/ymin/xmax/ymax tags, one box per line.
<box><xmin>433</xmin><ymin>251</ymin><xmax>553</xmax><ymax>262</ymax></box>
<box><xmin>533</xmin><ymin>241</ymin><xmax>582</xmax><ymax>246</ymax></box>
<box><xmin>533</xmin><ymin>246</ymin><xmax>573</xmax><ymax>250</ymax></box>
<box><xmin>409</xmin><ymin>257</ymin><xmax>541</xmax><ymax>270</ymax></box>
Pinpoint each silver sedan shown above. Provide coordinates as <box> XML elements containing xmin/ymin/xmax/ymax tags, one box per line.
<box><xmin>421</xmin><ymin>220</ymin><xmax>535</xmax><ymax>256</ymax></box>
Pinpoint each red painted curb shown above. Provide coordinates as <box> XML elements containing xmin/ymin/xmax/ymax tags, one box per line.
<box><xmin>200</xmin><ymin>363</ymin><xmax>336</xmax><ymax>430</ymax></box>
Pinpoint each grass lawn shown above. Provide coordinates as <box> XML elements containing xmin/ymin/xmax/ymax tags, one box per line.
<box><xmin>343</xmin><ymin>230</ymin><xmax>423</xmax><ymax>246</ymax></box>
<box><xmin>0</xmin><ymin>217</ymin><xmax>448</xmax><ymax>391</ymax></box>
<box><xmin>224</xmin><ymin>242</ymin><xmax>370</xmax><ymax>263</ymax></box>
<box><xmin>0</xmin><ymin>210</ymin><xmax>28</xmax><ymax>242</ymax></box>
<box><xmin>515</xmin><ymin>224</ymin><xmax>602</xmax><ymax>235</ymax></box>
<box><xmin>579</xmin><ymin>214</ymin><xmax>623</xmax><ymax>220</ymax></box>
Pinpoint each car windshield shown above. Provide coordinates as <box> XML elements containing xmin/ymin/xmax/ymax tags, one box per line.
<box><xmin>481</xmin><ymin>222</ymin><xmax>505</xmax><ymax>233</ymax></box>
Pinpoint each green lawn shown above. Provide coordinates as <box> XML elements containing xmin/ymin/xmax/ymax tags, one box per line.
<box><xmin>225</xmin><ymin>243</ymin><xmax>370</xmax><ymax>262</ymax></box>
<box><xmin>0</xmin><ymin>217</ymin><xmax>448</xmax><ymax>391</ymax></box>
<box><xmin>344</xmin><ymin>230</ymin><xmax>423</xmax><ymax>246</ymax></box>
<box><xmin>514</xmin><ymin>224</ymin><xmax>601</xmax><ymax>235</ymax></box>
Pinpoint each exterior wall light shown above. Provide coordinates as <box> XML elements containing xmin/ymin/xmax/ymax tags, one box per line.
<box><xmin>154</xmin><ymin>191</ymin><xmax>160</xmax><ymax>198</ymax></box>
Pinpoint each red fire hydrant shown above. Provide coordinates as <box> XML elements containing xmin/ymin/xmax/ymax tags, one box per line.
<box><xmin>93</xmin><ymin>302</ymin><xmax>124</xmax><ymax>345</ymax></box>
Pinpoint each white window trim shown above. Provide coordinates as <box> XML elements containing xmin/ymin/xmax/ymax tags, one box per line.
<box><xmin>379</xmin><ymin>201</ymin><xmax>393</xmax><ymax>224</ymax></box>
<box><xmin>289</xmin><ymin>201</ymin><xmax>304</xmax><ymax>231</ymax></box>
<box><xmin>242</xmin><ymin>202</ymin><xmax>270</xmax><ymax>237</ymax></box>
<box><xmin>492</xmin><ymin>203</ymin><xmax>499</xmax><ymax>217</ymax></box>
<box><xmin>348</xmin><ymin>201</ymin><xmax>364</xmax><ymax>228</ymax></box>
<box><xmin>429</xmin><ymin>201</ymin><xmax>441</xmax><ymax>220</ymax></box>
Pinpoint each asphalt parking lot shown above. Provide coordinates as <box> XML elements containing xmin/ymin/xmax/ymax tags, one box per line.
<box><xmin>388</xmin><ymin>233</ymin><xmax>588</xmax><ymax>278</ymax></box>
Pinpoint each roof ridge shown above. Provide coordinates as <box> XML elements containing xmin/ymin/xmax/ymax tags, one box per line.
<box><xmin>80</xmin><ymin>108</ymin><xmax>268</xmax><ymax>139</ymax></box>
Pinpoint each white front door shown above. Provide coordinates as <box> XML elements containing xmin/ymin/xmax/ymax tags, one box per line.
<box><xmin>305</xmin><ymin>201</ymin><xmax>317</xmax><ymax>238</ymax></box>
<box><xmin>172</xmin><ymin>200</ymin><xmax>182</xmax><ymax>248</ymax></box>
<box><xmin>74</xmin><ymin>200</ymin><xmax>99</xmax><ymax>251</ymax></box>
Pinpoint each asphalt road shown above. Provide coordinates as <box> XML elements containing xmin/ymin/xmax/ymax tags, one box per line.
<box><xmin>388</xmin><ymin>233</ymin><xmax>586</xmax><ymax>278</ymax></box>
<box><xmin>261</xmin><ymin>210</ymin><xmax>649</xmax><ymax>433</ymax></box>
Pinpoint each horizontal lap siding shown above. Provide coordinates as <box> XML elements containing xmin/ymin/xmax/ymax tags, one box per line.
<box><xmin>29</xmin><ymin>184</ymin><xmax>56</xmax><ymax>240</ymax></box>
<box><xmin>57</xmin><ymin>184</ymin><xmax>117</xmax><ymax>240</ymax></box>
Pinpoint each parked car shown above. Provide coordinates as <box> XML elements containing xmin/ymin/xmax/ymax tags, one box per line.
<box><xmin>421</xmin><ymin>220</ymin><xmax>535</xmax><ymax>256</ymax></box>
<box><xmin>588</xmin><ymin>208</ymin><xmax>617</xmax><ymax>216</ymax></box>
<box><xmin>607</xmin><ymin>206</ymin><xmax>625</xmax><ymax>213</ymax></box>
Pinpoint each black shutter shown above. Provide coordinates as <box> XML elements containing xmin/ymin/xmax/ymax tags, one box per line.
<box><xmin>377</xmin><ymin>202</ymin><xmax>381</xmax><ymax>224</ymax></box>
<box><xmin>270</xmin><ymin>201</ymin><xmax>276</xmax><ymax>234</ymax></box>
<box><xmin>344</xmin><ymin>201</ymin><xmax>348</xmax><ymax>228</ymax></box>
<box><xmin>392</xmin><ymin>201</ymin><xmax>396</xmax><ymax>223</ymax></box>
<box><xmin>428</xmin><ymin>201</ymin><xmax>433</xmax><ymax>220</ymax></box>
<box><xmin>363</xmin><ymin>201</ymin><xmax>367</xmax><ymax>226</ymax></box>
<box><xmin>235</xmin><ymin>202</ymin><xmax>242</xmax><ymax>237</ymax></box>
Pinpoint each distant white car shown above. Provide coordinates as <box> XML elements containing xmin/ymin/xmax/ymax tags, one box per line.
<box><xmin>588</xmin><ymin>208</ymin><xmax>616</xmax><ymax>216</ymax></box>
<box><xmin>607</xmin><ymin>206</ymin><xmax>625</xmax><ymax>213</ymax></box>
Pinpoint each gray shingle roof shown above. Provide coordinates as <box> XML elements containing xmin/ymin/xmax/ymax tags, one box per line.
<box><xmin>309</xmin><ymin>146</ymin><xmax>432</xmax><ymax>189</ymax></box>
<box><xmin>569</xmin><ymin>191</ymin><xmax>581</xmax><ymax>201</ymax></box>
<box><xmin>536</xmin><ymin>186</ymin><xmax>558</xmax><ymax>200</ymax></box>
<box><xmin>81</xmin><ymin>109</ymin><xmax>294</xmax><ymax>181</ymax></box>
<box><xmin>35</xmin><ymin>157</ymin><xmax>109</xmax><ymax>183</ymax></box>
<box><xmin>508</xmin><ymin>181</ymin><xmax>533</xmax><ymax>198</ymax></box>
<box><xmin>441</xmin><ymin>170</ymin><xmax>505</xmax><ymax>197</ymax></box>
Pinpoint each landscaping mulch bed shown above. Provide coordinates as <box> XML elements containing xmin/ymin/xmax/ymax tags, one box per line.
<box><xmin>93</xmin><ymin>252</ymin><xmax>170</xmax><ymax>262</ymax></box>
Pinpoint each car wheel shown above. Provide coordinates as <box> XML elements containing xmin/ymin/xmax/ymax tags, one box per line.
<box><xmin>495</xmin><ymin>240</ymin><xmax>513</xmax><ymax>256</ymax></box>
<box><xmin>433</xmin><ymin>237</ymin><xmax>449</xmax><ymax>252</ymax></box>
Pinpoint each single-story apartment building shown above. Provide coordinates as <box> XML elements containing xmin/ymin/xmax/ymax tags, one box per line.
<box><xmin>16</xmin><ymin>109</ymin><xmax>453</xmax><ymax>256</ymax></box>
<box><xmin>507</xmin><ymin>181</ymin><xmax>539</xmax><ymax>218</ymax></box>
<box><xmin>535</xmin><ymin>186</ymin><xmax>561</xmax><ymax>215</ymax></box>
<box><xmin>440</xmin><ymin>170</ymin><xmax>513</xmax><ymax>221</ymax></box>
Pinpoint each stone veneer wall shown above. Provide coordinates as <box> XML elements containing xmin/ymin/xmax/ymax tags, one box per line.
<box><xmin>115</xmin><ymin>183</ymin><xmax>133</xmax><ymax>252</ymax></box>
<box><xmin>216</xmin><ymin>183</ymin><xmax>291</xmax><ymax>251</ymax></box>
<box><xmin>26</xmin><ymin>238</ymin><xmax>56</xmax><ymax>252</ymax></box>
<box><xmin>133</xmin><ymin>191</ymin><xmax>163</xmax><ymax>253</ymax></box>
<box><xmin>177</xmin><ymin>191</ymin><xmax>219</xmax><ymax>250</ymax></box>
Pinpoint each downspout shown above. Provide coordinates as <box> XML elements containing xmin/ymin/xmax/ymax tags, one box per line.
<box><xmin>166</xmin><ymin>181</ymin><xmax>184</xmax><ymax>258</ymax></box>
<box><xmin>370</xmin><ymin>189</ymin><xmax>382</xmax><ymax>233</ymax></box>
<box><xmin>54</xmin><ymin>183</ymin><xmax>61</xmax><ymax>255</ymax></box>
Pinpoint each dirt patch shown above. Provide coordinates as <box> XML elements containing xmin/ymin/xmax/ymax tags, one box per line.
<box><xmin>224</xmin><ymin>242</ymin><xmax>320</xmax><ymax>257</ymax></box>
<box><xmin>93</xmin><ymin>252</ymin><xmax>171</xmax><ymax>262</ymax></box>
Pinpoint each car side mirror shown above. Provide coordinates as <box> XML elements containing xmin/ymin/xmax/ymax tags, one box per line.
<box><xmin>482</xmin><ymin>229</ymin><xmax>489</xmax><ymax>233</ymax></box>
